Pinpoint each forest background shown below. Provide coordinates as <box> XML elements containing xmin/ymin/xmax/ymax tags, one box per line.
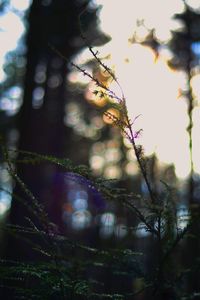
<box><xmin>1</xmin><ymin>0</ymin><xmax>200</xmax><ymax>299</ymax></box>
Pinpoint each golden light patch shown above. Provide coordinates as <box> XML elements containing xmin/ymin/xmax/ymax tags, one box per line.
<box><xmin>103</xmin><ymin>108</ymin><xmax>120</xmax><ymax>124</ymax></box>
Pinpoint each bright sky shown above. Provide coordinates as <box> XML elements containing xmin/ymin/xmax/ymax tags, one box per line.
<box><xmin>1</xmin><ymin>0</ymin><xmax>200</xmax><ymax>179</ymax></box>
<box><xmin>0</xmin><ymin>0</ymin><xmax>31</xmax><ymax>81</ymax></box>
<box><xmin>77</xmin><ymin>0</ymin><xmax>200</xmax><ymax>179</ymax></box>
<box><xmin>0</xmin><ymin>0</ymin><xmax>32</xmax><ymax>216</ymax></box>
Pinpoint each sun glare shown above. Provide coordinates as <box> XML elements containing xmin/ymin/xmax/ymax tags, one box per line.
<box><xmin>106</xmin><ymin>42</ymin><xmax>190</xmax><ymax>178</ymax></box>
<box><xmin>70</xmin><ymin>0</ymin><xmax>200</xmax><ymax>179</ymax></box>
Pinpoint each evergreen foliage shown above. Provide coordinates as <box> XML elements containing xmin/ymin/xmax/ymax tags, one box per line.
<box><xmin>1</xmin><ymin>41</ymin><xmax>200</xmax><ymax>299</ymax></box>
<box><xmin>1</xmin><ymin>3</ymin><xmax>200</xmax><ymax>298</ymax></box>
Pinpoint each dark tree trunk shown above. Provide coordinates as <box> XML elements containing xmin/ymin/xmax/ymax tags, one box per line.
<box><xmin>5</xmin><ymin>0</ymin><xmax>99</xmax><ymax>259</ymax></box>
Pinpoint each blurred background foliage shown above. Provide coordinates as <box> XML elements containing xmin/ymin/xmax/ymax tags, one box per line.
<box><xmin>1</xmin><ymin>0</ymin><xmax>200</xmax><ymax>298</ymax></box>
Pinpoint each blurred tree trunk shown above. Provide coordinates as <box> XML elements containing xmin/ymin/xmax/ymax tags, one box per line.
<box><xmin>169</xmin><ymin>4</ymin><xmax>200</xmax><ymax>296</ymax></box>
<box><xmin>6</xmin><ymin>0</ymin><xmax>100</xmax><ymax>259</ymax></box>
